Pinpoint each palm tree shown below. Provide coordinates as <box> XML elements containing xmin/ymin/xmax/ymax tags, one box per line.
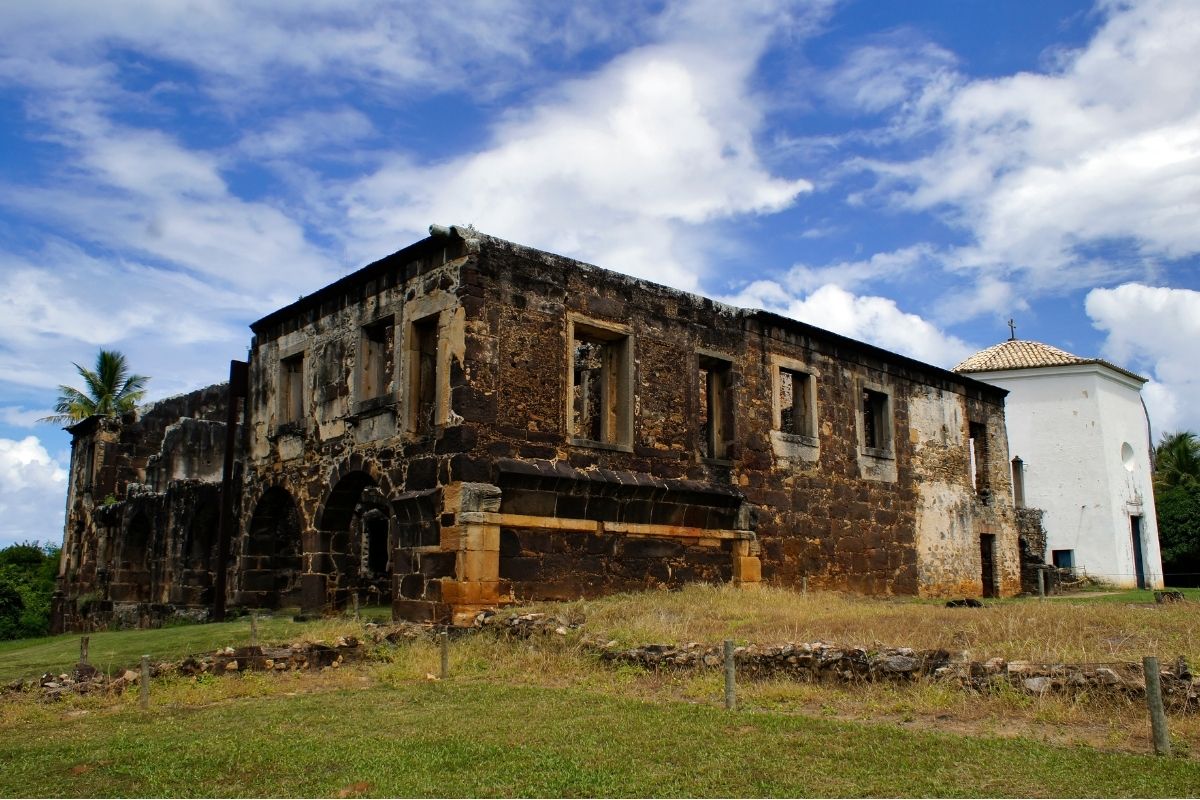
<box><xmin>40</xmin><ymin>350</ymin><xmax>149</xmax><ymax>425</ymax></box>
<box><xmin>1154</xmin><ymin>431</ymin><xmax>1200</xmax><ymax>490</ymax></box>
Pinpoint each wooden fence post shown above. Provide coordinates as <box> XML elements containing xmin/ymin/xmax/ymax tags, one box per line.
<box><xmin>139</xmin><ymin>655</ymin><xmax>150</xmax><ymax>711</ymax></box>
<box><xmin>1037</xmin><ymin>569</ymin><xmax>1045</xmax><ymax>599</ymax></box>
<box><xmin>439</xmin><ymin>632</ymin><xmax>449</xmax><ymax>680</ymax></box>
<box><xmin>724</xmin><ymin>640</ymin><xmax>736</xmax><ymax>711</ymax></box>
<box><xmin>1143</xmin><ymin>656</ymin><xmax>1171</xmax><ymax>756</ymax></box>
<box><xmin>250</xmin><ymin>613</ymin><xmax>258</xmax><ymax>647</ymax></box>
<box><xmin>79</xmin><ymin>636</ymin><xmax>89</xmax><ymax>665</ymax></box>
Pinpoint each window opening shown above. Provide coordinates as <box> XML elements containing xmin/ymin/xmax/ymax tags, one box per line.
<box><xmin>969</xmin><ymin>421</ymin><xmax>989</xmax><ymax>498</ymax></box>
<box><xmin>411</xmin><ymin>315</ymin><xmax>439</xmax><ymax>435</ymax></box>
<box><xmin>699</xmin><ymin>356</ymin><xmax>733</xmax><ymax>459</ymax></box>
<box><xmin>281</xmin><ymin>353</ymin><xmax>304</xmax><ymax>425</ymax></box>
<box><xmin>361</xmin><ymin>317</ymin><xmax>394</xmax><ymax>401</ymax></box>
<box><xmin>570</xmin><ymin>323</ymin><xmax>630</xmax><ymax>445</ymax></box>
<box><xmin>1051</xmin><ymin>549</ymin><xmax>1075</xmax><ymax>570</ymax></box>
<box><xmin>1011</xmin><ymin>456</ymin><xmax>1025</xmax><ymax>508</ymax></box>
<box><xmin>862</xmin><ymin>388</ymin><xmax>890</xmax><ymax>451</ymax></box>
<box><xmin>779</xmin><ymin>368</ymin><xmax>813</xmax><ymax>437</ymax></box>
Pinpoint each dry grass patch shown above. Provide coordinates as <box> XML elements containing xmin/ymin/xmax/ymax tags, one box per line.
<box><xmin>528</xmin><ymin>584</ymin><xmax>1200</xmax><ymax>664</ymax></box>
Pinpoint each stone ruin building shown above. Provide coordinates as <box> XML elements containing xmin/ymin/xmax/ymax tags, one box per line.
<box><xmin>53</xmin><ymin>225</ymin><xmax>1025</xmax><ymax>631</ymax></box>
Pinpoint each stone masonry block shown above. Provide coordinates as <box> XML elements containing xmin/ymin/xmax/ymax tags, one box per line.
<box><xmin>457</xmin><ymin>549</ymin><xmax>500</xmax><ymax>581</ymax></box>
<box><xmin>733</xmin><ymin>555</ymin><xmax>761</xmax><ymax>583</ymax></box>
<box><xmin>463</xmin><ymin>524</ymin><xmax>500</xmax><ymax>552</ymax></box>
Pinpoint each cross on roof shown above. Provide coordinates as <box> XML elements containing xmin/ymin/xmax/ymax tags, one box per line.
<box><xmin>1007</xmin><ymin>318</ymin><xmax>1017</xmax><ymax>340</ymax></box>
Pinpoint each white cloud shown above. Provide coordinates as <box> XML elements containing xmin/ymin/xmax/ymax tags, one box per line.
<box><xmin>339</xmin><ymin>6</ymin><xmax>815</xmax><ymax>289</ymax></box>
<box><xmin>823</xmin><ymin>31</ymin><xmax>959</xmax><ymax>129</ymax></box>
<box><xmin>853</xmin><ymin>0</ymin><xmax>1200</xmax><ymax>298</ymax></box>
<box><xmin>236</xmin><ymin>108</ymin><xmax>376</xmax><ymax>160</ymax></box>
<box><xmin>1086</xmin><ymin>282</ymin><xmax>1200</xmax><ymax>434</ymax></box>
<box><xmin>3</xmin><ymin>112</ymin><xmax>338</xmax><ymax>299</ymax></box>
<box><xmin>0</xmin><ymin>436</ymin><xmax>67</xmax><ymax>548</ymax></box>
<box><xmin>777</xmin><ymin>244</ymin><xmax>934</xmax><ymax>294</ymax></box>
<box><xmin>0</xmin><ymin>408</ymin><xmax>47</xmax><ymax>428</ymax></box>
<box><xmin>723</xmin><ymin>281</ymin><xmax>972</xmax><ymax>367</ymax></box>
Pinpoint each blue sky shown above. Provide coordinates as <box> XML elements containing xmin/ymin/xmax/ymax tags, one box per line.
<box><xmin>1</xmin><ymin>0</ymin><xmax>1198</xmax><ymax>549</ymax></box>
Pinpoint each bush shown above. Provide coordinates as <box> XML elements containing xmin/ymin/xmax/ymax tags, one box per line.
<box><xmin>1157</xmin><ymin>485</ymin><xmax>1200</xmax><ymax>587</ymax></box>
<box><xmin>0</xmin><ymin>541</ymin><xmax>59</xmax><ymax>640</ymax></box>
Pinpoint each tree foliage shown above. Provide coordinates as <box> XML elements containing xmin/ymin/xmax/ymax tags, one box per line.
<box><xmin>1154</xmin><ymin>430</ymin><xmax>1200</xmax><ymax>490</ymax></box>
<box><xmin>1154</xmin><ymin>431</ymin><xmax>1200</xmax><ymax>586</ymax></box>
<box><xmin>0</xmin><ymin>541</ymin><xmax>59</xmax><ymax>640</ymax></box>
<box><xmin>40</xmin><ymin>349</ymin><xmax>149</xmax><ymax>425</ymax></box>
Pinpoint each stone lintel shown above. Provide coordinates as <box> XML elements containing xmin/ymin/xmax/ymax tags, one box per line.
<box><xmin>455</xmin><ymin>511</ymin><xmax>753</xmax><ymax>542</ymax></box>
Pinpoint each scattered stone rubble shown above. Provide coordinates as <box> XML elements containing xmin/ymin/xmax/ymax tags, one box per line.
<box><xmin>596</xmin><ymin>640</ymin><xmax>1199</xmax><ymax>707</ymax></box>
<box><xmin>6</xmin><ymin>611</ymin><xmax>1197</xmax><ymax>710</ymax></box>
<box><xmin>4</xmin><ymin>636</ymin><xmax>367</xmax><ymax>699</ymax></box>
<box><xmin>472</xmin><ymin>609</ymin><xmax>582</xmax><ymax>637</ymax></box>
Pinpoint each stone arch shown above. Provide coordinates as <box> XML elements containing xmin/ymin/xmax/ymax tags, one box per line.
<box><xmin>315</xmin><ymin>468</ymin><xmax>394</xmax><ymax>609</ymax></box>
<box><xmin>186</xmin><ymin>500</ymin><xmax>219</xmax><ymax>568</ymax></box>
<box><xmin>312</xmin><ymin>455</ymin><xmax>391</xmax><ymax>530</ymax></box>
<box><xmin>112</xmin><ymin>509</ymin><xmax>152</xmax><ymax>603</ymax></box>
<box><xmin>239</xmin><ymin>486</ymin><xmax>303</xmax><ymax>608</ymax></box>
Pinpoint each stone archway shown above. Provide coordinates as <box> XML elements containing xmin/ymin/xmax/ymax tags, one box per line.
<box><xmin>111</xmin><ymin>510</ymin><xmax>152</xmax><ymax>603</ymax></box>
<box><xmin>316</xmin><ymin>470</ymin><xmax>389</xmax><ymax>610</ymax></box>
<box><xmin>239</xmin><ymin>487</ymin><xmax>303</xmax><ymax>608</ymax></box>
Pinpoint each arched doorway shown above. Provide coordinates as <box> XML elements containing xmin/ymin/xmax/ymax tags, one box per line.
<box><xmin>318</xmin><ymin>471</ymin><xmax>391</xmax><ymax>609</ymax></box>
<box><xmin>111</xmin><ymin>510</ymin><xmax>152</xmax><ymax>603</ymax></box>
<box><xmin>240</xmin><ymin>487</ymin><xmax>303</xmax><ymax>608</ymax></box>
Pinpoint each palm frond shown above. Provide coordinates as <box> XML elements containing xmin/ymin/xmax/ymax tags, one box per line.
<box><xmin>40</xmin><ymin>350</ymin><xmax>150</xmax><ymax>425</ymax></box>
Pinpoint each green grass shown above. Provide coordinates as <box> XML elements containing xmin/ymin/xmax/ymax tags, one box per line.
<box><xmin>1054</xmin><ymin>587</ymin><xmax>1200</xmax><ymax>603</ymax></box>
<box><xmin>0</xmin><ymin>610</ymin><xmax>389</xmax><ymax>683</ymax></box>
<box><xmin>3</xmin><ymin>681</ymin><xmax>1197</xmax><ymax>797</ymax></box>
<box><xmin>4</xmin><ymin>590</ymin><xmax>1200</xmax><ymax>795</ymax></box>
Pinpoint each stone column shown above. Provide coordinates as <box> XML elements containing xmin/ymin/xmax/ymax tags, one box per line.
<box><xmin>436</xmin><ymin>482</ymin><xmax>509</xmax><ymax>626</ymax></box>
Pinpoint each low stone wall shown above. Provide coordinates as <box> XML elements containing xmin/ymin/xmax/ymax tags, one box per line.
<box><xmin>593</xmin><ymin>640</ymin><xmax>1198</xmax><ymax>706</ymax></box>
<box><xmin>9</xmin><ymin>611</ymin><xmax>1198</xmax><ymax>711</ymax></box>
<box><xmin>6</xmin><ymin>636</ymin><xmax>367</xmax><ymax>699</ymax></box>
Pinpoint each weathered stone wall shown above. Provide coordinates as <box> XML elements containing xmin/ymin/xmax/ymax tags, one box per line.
<box><xmin>239</xmin><ymin>238</ymin><xmax>477</xmax><ymax>616</ymax></box>
<box><xmin>54</xmin><ymin>386</ymin><xmax>230</xmax><ymax>632</ymax></box>
<box><xmin>1016</xmin><ymin>507</ymin><xmax>1050</xmax><ymax>594</ymax></box>
<box><xmin>58</xmin><ymin>226</ymin><xmax>1023</xmax><ymax>629</ymax></box>
<box><xmin>456</xmin><ymin>235</ymin><xmax>1019</xmax><ymax>598</ymax></box>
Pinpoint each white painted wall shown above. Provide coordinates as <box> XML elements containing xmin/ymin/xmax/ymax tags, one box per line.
<box><xmin>964</xmin><ymin>364</ymin><xmax>1163</xmax><ymax>588</ymax></box>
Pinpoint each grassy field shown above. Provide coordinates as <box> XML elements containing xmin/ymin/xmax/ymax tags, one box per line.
<box><xmin>0</xmin><ymin>609</ymin><xmax>389</xmax><ymax>684</ymax></box>
<box><xmin>4</xmin><ymin>673</ymin><xmax>1200</xmax><ymax>797</ymax></box>
<box><xmin>3</xmin><ymin>586</ymin><xmax>1200</xmax><ymax>796</ymax></box>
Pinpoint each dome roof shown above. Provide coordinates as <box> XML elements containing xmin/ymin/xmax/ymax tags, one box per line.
<box><xmin>953</xmin><ymin>339</ymin><xmax>1146</xmax><ymax>382</ymax></box>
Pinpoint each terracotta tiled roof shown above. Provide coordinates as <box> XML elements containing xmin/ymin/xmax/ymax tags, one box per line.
<box><xmin>953</xmin><ymin>339</ymin><xmax>1146</xmax><ymax>382</ymax></box>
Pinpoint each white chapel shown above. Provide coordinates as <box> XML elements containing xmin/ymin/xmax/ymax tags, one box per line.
<box><xmin>955</xmin><ymin>336</ymin><xmax>1163</xmax><ymax>589</ymax></box>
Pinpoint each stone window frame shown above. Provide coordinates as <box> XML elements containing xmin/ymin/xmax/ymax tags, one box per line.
<box><xmin>276</xmin><ymin>344</ymin><xmax>307</xmax><ymax>434</ymax></box>
<box><xmin>398</xmin><ymin>293</ymin><xmax>461</xmax><ymax>439</ymax></box>
<box><xmin>968</xmin><ymin>420</ymin><xmax>990</xmax><ymax>501</ymax></box>
<box><xmin>697</xmin><ymin>348</ymin><xmax>736</xmax><ymax>463</ymax></box>
<box><xmin>768</xmin><ymin>354</ymin><xmax>820</xmax><ymax>464</ymax></box>
<box><xmin>354</xmin><ymin>313</ymin><xmax>397</xmax><ymax>415</ymax></box>
<box><xmin>858</xmin><ymin>379</ymin><xmax>894</xmax><ymax>460</ymax></box>
<box><xmin>566</xmin><ymin>313</ymin><xmax>634</xmax><ymax>452</ymax></box>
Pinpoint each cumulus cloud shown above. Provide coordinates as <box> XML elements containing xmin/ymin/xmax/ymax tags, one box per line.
<box><xmin>0</xmin><ymin>436</ymin><xmax>68</xmax><ymax>548</ymax></box>
<box><xmin>0</xmin><ymin>1</ymin><xmax>655</xmax><ymax>100</ymax></box>
<box><xmin>1086</xmin><ymin>282</ymin><xmax>1200</xmax><ymax>433</ymax></box>
<box><xmin>850</xmin><ymin>0</ymin><xmax>1200</xmax><ymax>301</ymax></box>
<box><xmin>724</xmin><ymin>281</ymin><xmax>972</xmax><ymax>367</ymax></box>
<box><xmin>338</xmin><ymin>4</ymin><xmax>817</xmax><ymax>289</ymax></box>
